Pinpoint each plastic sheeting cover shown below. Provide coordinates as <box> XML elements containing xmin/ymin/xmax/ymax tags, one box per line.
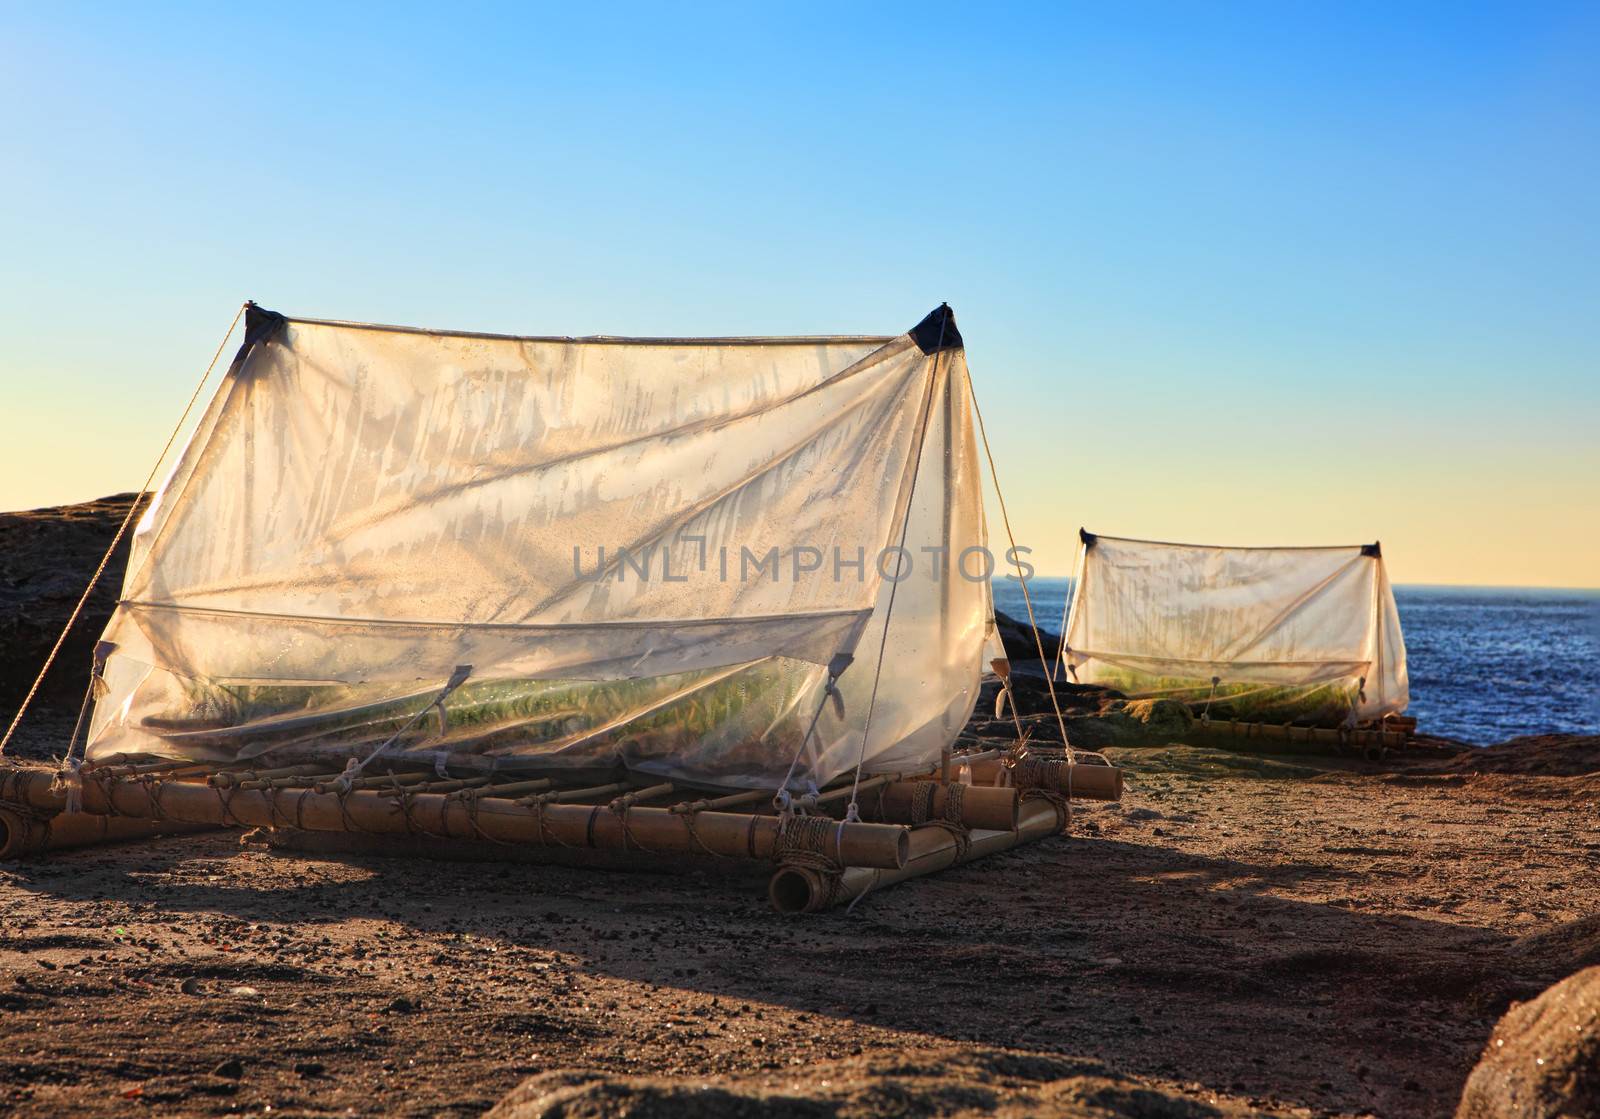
<box><xmin>1061</xmin><ymin>533</ymin><xmax>1407</xmax><ymax>724</ymax></box>
<box><xmin>86</xmin><ymin>310</ymin><xmax>994</xmax><ymax>789</ymax></box>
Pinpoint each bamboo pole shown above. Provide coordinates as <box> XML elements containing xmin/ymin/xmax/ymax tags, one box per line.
<box><xmin>769</xmin><ymin>797</ymin><xmax>1063</xmax><ymax>913</ymax></box>
<box><xmin>524</xmin><ymin>781</ymin><xmax>632</xmax><ymax>805</ymax></box>
<box><xmin>963</xmin><ymin>757</ymin><xmax>1122</xmax><ymax>801</ymax></box>
<box><xmin>88</xmin><ymin>760</ymin><xmax>218</xmax><ymax>780</ymax></box>
<box><xmin>316</xmin><ymin>770</ymin><xmax>433</xmax><ymax>793</ymax></box>
<box><xmin>451</xmin><ymin>777</ymin><xmax>552</xmax><ymax>800</ymax></box>
<box><xmin>812</xmin><ymin>773</ymin><xmax>896</xmax><ymax>808</ymax></box>
<box><xmin>0</xmin><ymin>803</ymin><xmax>212</xmax><ymax>860</ymax></box>
<box><xmin>0</xmin><ymin>770</ymin><xmax>910</xmax><ymax>870</ymax></box>
<box><xmin>211</xmin><ymin>764</ymin><xmax>334</xmax><ymax>789</ymax></box>
<box><xmin>872</xmin><ymin>781</ymin><xmax>1020</xmax><ymax>830</ymax></box>
<box><xmin>671</xmin><ymin>787</ymin><xmax>770</xmax><ymax>815</ymax></box>
<box><xmin>1193</xmin><ymin>719</ymin><xmax>1405</xmax><ymax>752</ymax></box>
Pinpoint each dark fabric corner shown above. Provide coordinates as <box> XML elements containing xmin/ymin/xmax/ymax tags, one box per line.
<box><xmin>243</xmin><ymin>302</ymin><xmax>288</xmax><ymax>347</ymax></box>
<box><xmin>1080</xmin><ymin>528</ymin><xmax>1098</xmax><ymax>548</ymax></box>
<box><xmin>908</xmin><ymin>304</ymin><xmax>963</xmax><ymax>354</ymax></box>
<box><xmin>225</xmin><ymin>302</ymin><xmax>288</xmax><ymax>378</ymax></box>
<box><xmin>1361</xmin><ymin>542</ymin><xmax>1382</xmax><ymax>557</ymax></box>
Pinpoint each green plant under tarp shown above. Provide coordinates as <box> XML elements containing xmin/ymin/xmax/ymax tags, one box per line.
<box><xmin>1085</xmin><ymin>668</ymin><xmax>1360</xmax><ymax>727</ymax></box>
<box><xmin>143</xmin><ymin>659</ymin><xmax>823</xmax><ymax>781</ymax></box>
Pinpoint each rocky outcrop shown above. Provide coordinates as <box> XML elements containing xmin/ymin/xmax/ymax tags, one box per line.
<box><xmin>0</xmin><ymin>493</ymin><xmax>145</xmax><ymax>713</ymax></box>
<box><xmin>1456</xmin><ymin>966</ymin><xmax>1600</xmax><ymax>1118</ymax></box>
<box><xmin>992</xmin><ymin>608</ymin><xmax>1063</xmax><ymax>664</ymax></box>
<box><xmin>486</xmin><ymin>1045</ymin><xmax>1274</xmax><ymax>1118</ymax></box>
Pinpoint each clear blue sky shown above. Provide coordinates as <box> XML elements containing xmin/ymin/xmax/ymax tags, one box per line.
<box><xmin>3</xmin><ymin>2</ymin><xmax>1597</xmax><ymax>585</ymax></box>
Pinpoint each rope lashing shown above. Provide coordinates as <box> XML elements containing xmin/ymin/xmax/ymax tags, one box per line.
<box><xmin>934</xmin><ymin>781</ymin><xmax>973</xmax><ymax>859</ymax></box>
<box><xmin>773</xmin><ymin>653</ymin><xmax>852</xmax><ymax>815</ymax></box>
<box><xmin>0</xmin><ymin>304</ymin><xmax>248</xmax><ymax>759</ymax></box>
<box><xmin>967</xmin><ymin>371</ymin><xmax>1076</xmax><ymax>766</ymax></box>
<box><xmin>331</xmin><ymin>665</ymin><xmax>472</xmax><ymax>793</ymax></box>
<box><xmin>773</xmin><ymin>813</ymin><xmax>844</xmax><ymax>871</ymax></box>
<box><xmin>53</xmin><ymin>641</ymin><xmax>115</xmax><ymax>807</ymax></box>
<box><xmin>908</xmin><ymin>781</ymin><xmax>936</xmax><ymax>824</ymax></box>
<box><xmin>774</xmin><ymin>813</ymin><xmax>846</xmax><ymax>909</ymax></box>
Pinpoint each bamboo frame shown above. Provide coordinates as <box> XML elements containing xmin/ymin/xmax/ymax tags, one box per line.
<box><xmin>1191</xmin><ymin>718</ymin><xmax>1408</xmax><ymax>755</ymax></box>
<box><xmin>0</xmin><ymin>803</ymin><xmax>211</xmax><ymax>860</ymax></box>
<box><xmin>0</xmin><ymin>768</ymin><xmax>910</xmax><ymax>870</ymax></box>
<box><xmin>770</xmin><ymin>797</ymin><xmax>1065</xmax><ymax>913</ymax></box>
<box><xmin>0</xmin><ymin>742</ymin><xmax>1124</xmax><ymax>908</ymax></box>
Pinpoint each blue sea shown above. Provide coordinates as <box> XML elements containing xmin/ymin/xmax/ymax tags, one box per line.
<box><xmin>991</xmin><ymin>579</ymin><xmax>1600</xmax><ymax>745</ymax></box>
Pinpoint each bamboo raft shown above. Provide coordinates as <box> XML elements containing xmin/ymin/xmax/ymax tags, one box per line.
<box><xmin>0</xmin><ymin>749</ymin><xmax>1121</xmax><ymax>912</ymax></box>
<box><xmin>1189</xmin><ymin>716</ymin><xmax>1419</xmax><ymax>759</ymax></box>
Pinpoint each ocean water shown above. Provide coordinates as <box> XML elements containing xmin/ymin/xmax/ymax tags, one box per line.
<box><xmin>990</xmin><ymin>578</ymin><xmax>1599</xmax><ymax>745</ymax></box>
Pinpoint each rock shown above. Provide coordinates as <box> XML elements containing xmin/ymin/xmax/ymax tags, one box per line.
<box><xmin>211</xmin><ymin>1058</ymin><xmax>244</xmax><ymax>1080</ymax></box>
<box><xmin>992</xmin><ymin>609</ymin><xmax>1063</xmax><ymax>665</ymax></box>
<box><xmin>486</xmin><ymin>1045</ymin><xmax>1273</xmax><ymax>1118</ymax></box>
<box><xmin>1456</xmin><ymin>965</ymin><xmax>1600</xmax><ymax>1118</ymax></box>
<box><xmin>0</xmin><ymin>494</ymin><xmax>148</xmax><ymax>729</ymax></box>
<box><xmin>1438</xmin><ymin>736</ymin><xmax>1600</xmax><ymax>778</ymax></box>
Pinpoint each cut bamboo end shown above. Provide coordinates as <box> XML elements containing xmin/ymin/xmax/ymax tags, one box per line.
<box><xmin>770</xmin><ymin>797</ymin><xmax>1063</xmax><ymax>913</ymax></box>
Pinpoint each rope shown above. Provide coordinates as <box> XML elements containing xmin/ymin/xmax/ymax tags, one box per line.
<box><xmin>62</xmin><ymin>678</ymin><xmax>97</xmax><ymax>769</ymax></box>
<box><xmin>844</xmin><ymin>327</ymin><xmax>948</xmax><ymax>821</ymax></box>
<box><xmin>679</xmin><ymin>808</ymin><xmax>731</xmax><ymax>860</ymax></box>
<box><xmin>773</xmin><ymin>664</ymin><xmax>848</xmax><ymax>813</ymax></box>
<box><xmin>773</xmin><ymin>814</ymin><xmax>844</xmax><ymax>873</ymax></box>
<box><xmin>967</xmin><ymin>374</ymin><xmax>1075</xmax><ymax>766</ymax></box>
<box><xmin>908</xmin><ymin>781</ymin><xmax>936</xmax><ymax>824</ymax></box>
<box><xmin>331</xmin><ymin>666</ymin><xmax>471</xmax><ymax>791</ymax></box>
<box><xmin>213</xmin><ymin>785</ymin><xmax>243</xmax><ymax>828</ymax></box>
<box><xmin>774</xmin><ymin>814</ymin><xmax>846</xmax><ymax>909</ymax></box>
<box><xmin>1200</xmin><ymin>676</ymin><xmax>1221</xmax><ymax>722</ymax></box>
<box><xmin>0</xmin><ymin>303</ymin><xmax>247</xmax><ymax>759</ymax></box>
<box><xmin>1021</xmin><ymin>787</ymin><xmax>1071</xmax><ymax>832</ymax></box>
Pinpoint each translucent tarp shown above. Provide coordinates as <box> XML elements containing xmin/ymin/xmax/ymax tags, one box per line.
<box><xmin>1060</xmin><ymin>532</ymin><xmax>1407</xmax><ymax>725</ymax></box>
<box><xmin>86</xmin><ymin>307</ymin><xmax>993</xmax><ymax>788</ymax></box>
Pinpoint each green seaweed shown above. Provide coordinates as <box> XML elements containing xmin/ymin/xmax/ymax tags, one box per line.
<box><xmin>149</xmin><ymin>659</ymin><xmax>822</xmax><ymax>779</ymax></box>
<box><xmin>1086</xmin><ymin>668</ymin><xmax>1360</xmax><ymax>727</ymax></box>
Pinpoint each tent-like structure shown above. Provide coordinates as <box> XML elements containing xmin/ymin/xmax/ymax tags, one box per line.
<box><xmin>1058</xmin><ymin>531</ymin><xmax>1408</xmax><ymax>726</ymax></box>
<box><xmin>0</xmin><ymin>304</ymin><xmax>1123</xmax><ymax>909</ymax></box>
<box><xmin>86</xmin><ymin>304</ymin><xmax>1000</xmax><ymax>791</ymax></box>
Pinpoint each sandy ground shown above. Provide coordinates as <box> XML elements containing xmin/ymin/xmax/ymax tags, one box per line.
<box><xmin>4</xmin><ymin>497</ymin><xmax>1597</xmax><ymax>1116</ymax></box>
<box><xmin>2</xmin><ymin>728</ymin><xmax>1596</xmax><ymax>1118</ymax></box>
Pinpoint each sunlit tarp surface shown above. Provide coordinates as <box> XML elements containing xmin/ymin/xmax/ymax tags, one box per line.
<box><xmin>1061</xmin><ymin>532</ymin><xmax>1407</xmax><ymax>724</ymax></box>
<box><xmin>87</xmin><ymin>307</ymin><xmax>993</xmax><ymax>787</ymax></box>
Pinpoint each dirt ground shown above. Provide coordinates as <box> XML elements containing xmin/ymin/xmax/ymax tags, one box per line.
<box><xmin>2</xmin><ymin>723</ymin><xmax>1596</xmax><ymax>1118</ymax></box>
<box><xmin>3</xmin><ymin>497</ymin><xmax>1597</xmax><ymax>1116</ymax></box>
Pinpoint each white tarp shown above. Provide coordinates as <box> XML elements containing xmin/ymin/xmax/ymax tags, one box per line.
<box><xmin>1059</xmin><ymin>532</ymin><xmax>1407</xmax><ymax>724</ymax></box>
<box><xmin>86</xmin><ymin>306</ymin><xmax>994</xmax><ymax>788</ymax></box>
